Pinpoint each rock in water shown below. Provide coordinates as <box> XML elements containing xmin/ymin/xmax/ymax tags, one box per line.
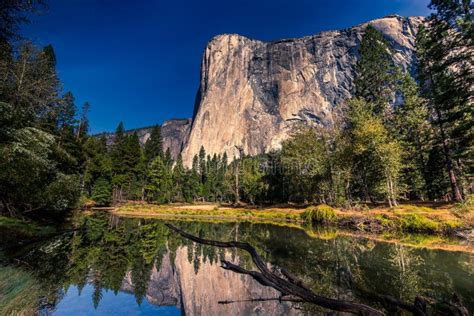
<box><xmin>181</xmin><ymin>15</ymin><xmax>423</xmax><ymax>166</ymax></box>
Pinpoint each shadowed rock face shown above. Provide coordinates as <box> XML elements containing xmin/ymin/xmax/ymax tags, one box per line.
<box><xmin>161</xmin><ymin>119</ymin><xmax>192</xmax><ymax>159</ymax></box>
<box><xmin>181</xmin><ymin>15</ymin><xmax>423</xmax><ymax>166</ymax></box>
<box><xmin>98</xmin><ymin>118</ymin><xmax>191</xmax><ymax>160</ymax></box>
<box><xmin>121</xmin><ymin>247</ymin><xmax>298</xmax><ymax>315</ymax></box>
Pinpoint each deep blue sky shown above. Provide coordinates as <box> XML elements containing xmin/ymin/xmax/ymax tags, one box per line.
<box><xmin>22</xmin><ymin>0</ymin><xmax>430</xmax><ymax>134</ymax></box>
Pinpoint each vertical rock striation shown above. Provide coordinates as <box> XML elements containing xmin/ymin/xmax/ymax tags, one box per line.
<box><xmin>121</xmin><ymin>247</ymin><xmax>297</xmax><ymax>315</ymax></box>
<box><xmin>181</xmin><ymin>15</ymin><xmax>423</xmax><ymax>166</ymax></box>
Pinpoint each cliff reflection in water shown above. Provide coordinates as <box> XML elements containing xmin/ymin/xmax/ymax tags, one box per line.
<box><xmin>7</xmin><ymin>212</ymin><xmax>474</xmax><ymax>315</ymax></box>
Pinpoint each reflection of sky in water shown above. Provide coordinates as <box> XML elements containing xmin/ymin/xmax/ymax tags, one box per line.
<box><xmin>51</xmin><ymin>285</ymin><xmax>180</xmax><ymax>316</ymax></box>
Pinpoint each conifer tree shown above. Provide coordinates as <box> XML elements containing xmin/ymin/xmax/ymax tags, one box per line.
<box><xmin>354</xmin><ymin>25</ymin><xmax>397</xmax><ymax>115</ymax></box>
<box><xmin>144</xmin><ymin>125</ymin><xmax>163</xmax><ymax>162</ymax></box>
<box><xmin>392</xmin><ymin>74</ymin><xmax>432</xmax><ymax>199</ymax></box>
<box><xmin>416</xmin><ymin>0</ymin><xmax>473</xmax><ymax>200</ymax></box>
<box><xmin>91</xmin><ymin>177</ymin><xmax>112</xmax><ymax>206</ymax></box>
<box><xmin>172</xmin><ymin>154</ymin><xmax>186</xmax><ymax>202</ymax></box>
<box><xmin>147</xmin><ymin>155</ymin><xmax>172</xmax><ymax>203</ymax></box>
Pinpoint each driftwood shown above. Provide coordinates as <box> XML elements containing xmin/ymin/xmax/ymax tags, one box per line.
<box><xmin>166</xmin><ymin>224</ymin><xmax>471</xmax><ymax>316</ymax></box>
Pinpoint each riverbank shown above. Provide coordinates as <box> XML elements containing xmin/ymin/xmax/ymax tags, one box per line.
<box><xmin>0</xmin><ymin>216</ymin><xmax>55</xmax><ymax>246</ymax></box>
<box><xmin>111</xmin><ymin>202</ymin><xmax>473</xmax><ymax>238</ymax></box>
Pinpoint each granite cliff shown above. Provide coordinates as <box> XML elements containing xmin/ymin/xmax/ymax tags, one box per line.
<box><xmin>180</xmin><ymin>15</ymin><xmax>423</xmax><ymax>166</ymax></box>
<box><xmin>98</xmin><ymin>118</ymin><xmax>191</xmax><ymax>160</ymax></box>
<box><xmin>121</xmin><ymin>247</ymin><xmax>297</xmax><ymax>315</ymax></box>
<box><xmin>100</xmin><ymin>15</ymin><xmax>423</xmax><ymax>166</ymax></box>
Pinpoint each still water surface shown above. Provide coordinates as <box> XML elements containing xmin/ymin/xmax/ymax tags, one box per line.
<box><xmin>1</xmin><ymin>212</ymin><xmax>473</xmax><ymax>315</ymax></box>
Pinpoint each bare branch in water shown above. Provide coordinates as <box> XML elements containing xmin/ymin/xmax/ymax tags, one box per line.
<box><xmin>166</xmin><ymin>224</ymin><xmax>470</xmax><ymax>316</ymax></box>
<box><xmin>218</xmin><ymin>295</ymin><xmax>304</xmax><ymax>305</ymax></box>
<box><xmin>166</xmin><ymin>223</ymin><xmax>384</xmax><ymax>316</ymax></box>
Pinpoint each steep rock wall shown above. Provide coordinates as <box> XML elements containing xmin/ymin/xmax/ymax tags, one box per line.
<box><xmin>181</xmin><ymin>15</ymin><xmax>423</xmax><ymax>166</ymax></box>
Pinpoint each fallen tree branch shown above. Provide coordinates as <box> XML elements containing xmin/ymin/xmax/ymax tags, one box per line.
<box><xmin>166</xmin><ymin>223</ymin><xmax>384</xmax><ymax>316</ymax></box>
<box><xmin>219</xmin><ymin>295</ymin><xmax>304</xmax><ymax>305</ymax></box>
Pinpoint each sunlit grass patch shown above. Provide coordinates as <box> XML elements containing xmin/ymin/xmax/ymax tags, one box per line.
<box><xmin>0</xmin><ymin>266</ymin><xmax>40</xmax><ymax>316</ymax></box>
<box><xmin>300</xmin><ymin>204</ymin><xmax>337</xmax><ymax>223</ymax></box>
<box><xmin>397</xmin><ymin>213</ymin><xmax>439</xmax><ymax>232</ymax></box>
<box><xmin>115</xmin><ymin>203</ymin><xmax>302</xmax><ymax>221</ymax></box>
<box><xmin>391</xmin><ymin>204</ymin><xmax>437</xmax><ymax>213</ymax></box>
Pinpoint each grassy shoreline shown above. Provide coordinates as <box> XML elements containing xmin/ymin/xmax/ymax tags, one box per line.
<box><xmin>0</xmin><ymin>216</ymin><xmax>55</xmax><ymax>246</ymax></box>
<box><xmin>112</xmin><ymin>202</ymin><xmax>473</xmax><ymax>237</ymax></box>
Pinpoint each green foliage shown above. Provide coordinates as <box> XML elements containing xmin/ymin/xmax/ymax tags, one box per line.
<box><xmin>146</xmin><ymin>155</ymin><xmax>173</xmax><ymax>203</ymax></box>
<box><xmin>280</xmin><ymin>127</ymin><xmax>329</xmax><ymax>203</ymax></box>
<box><xmin>0</xmin><ymin>266</ymin><xmax>41</xmax><ymax>316</ymax></box>
<box><xmin>398</xmin><ymin>213</ymin><xmax>439</xmax><ymax>232</ymax></box>
<box><xmin>0</xmin><ymin>6</ymin><xmax>86</xmax><ymax>216</ymax></box>
<box><xmin>416</xmin><ymin>0</ymin><xmax>473</xmax><ymax>200</ymax></box>
<box><xmin>392</xmin><ymin>74</ymin><xmax>431</xmax><ymax>200</ymax></box>
<box><xmin>239</xmin><ymin>157</ymin><xmax>268</xmax><ymax>204</ymax></box>
<box><xmin>453</xmin><ymin>194</ymin><xmax>474</xmax><ymax>215</ymax></box>
<box><xmin>0</xmin><ymin>216</ymin><xmax>55</xmax><ymax>245</ymax></box>
<box><xmin>354</xmin><ymin>24</ymin><xmax>396</xmax><ymax>113</ymax></box>
<box><xmin>44</xmin><ymin>174</ymin><xmax>81</xmax><ymax>211</ymax></box>
<box><xmin>345</xmin><ymin>98</ymin><xmax>404</xmax><ymax>206</ymax></box>
<box><xmin>91</xmin><ymin>177</ymin><xmax>112</xmax><ymax>206</ymax></box>
<box><xmin>301</xmin><ymin>205</ymin><xmax>337</xmax><ymax>223</ymax></box>
<box><xmin>144</xmin><ymin>125</ymin><xmax>163</xmax><ymax>162</ymax></box>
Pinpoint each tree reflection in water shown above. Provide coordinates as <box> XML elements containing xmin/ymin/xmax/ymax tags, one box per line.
<box><xmin>1</xmin><ymin>212</ymin><xmax>472</xmax><ymax>315</ymax></box>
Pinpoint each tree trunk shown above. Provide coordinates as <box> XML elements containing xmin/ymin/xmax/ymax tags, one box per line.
<box><xmin>436</xmin><ymin>108</ymin><xmax>463</xmax><ymax>201</ymax></box>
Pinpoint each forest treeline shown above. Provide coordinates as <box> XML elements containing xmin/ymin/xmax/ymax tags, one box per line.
<box><xmin>0</xmin><ymin>0</ymin><xmax>472</xmax><ymax>217</ymax></box>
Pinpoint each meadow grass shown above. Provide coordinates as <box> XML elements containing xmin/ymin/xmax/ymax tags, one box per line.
<box><xmin>0</xmin><ymin>266</ymin><xmax>40</xmax><ymax>316</ymax></box>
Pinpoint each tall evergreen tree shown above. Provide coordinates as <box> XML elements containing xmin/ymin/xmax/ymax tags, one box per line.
<box><xmin>144</xmin><ymin>125</ymin><xmax>163</xmax><ymax>162</ymax></box>
<box><xmin>416</xmin><ymin>0</ymin><xmax>473</xmax><ymax>200</ymax></box>
<box><xmin>172</xmin><ymin>154</ymin><xmax>186</xmax><ymax>202</ymax></box>
<box><xmin>392</xmin><ymin>74</ymin><xmax>432</xmax><ymax>199</ymax></box>
<box><xmin>354</xmin><ymin>25</ymin><xmax>397</xmax><ymax>115</ymax></box>
<box><xmin>146</xmin><ymin>155</ymin><xmax>172</xmax><ymax>203</ymax></box>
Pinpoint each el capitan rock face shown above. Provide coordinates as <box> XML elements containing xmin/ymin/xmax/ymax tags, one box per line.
<box><xmin>121</xmin><ymin>247</ymin><xmax>297</xmax><ymax>315</ymax></box>
<box><xmin>181</xmin><ymin>15</ymin><xmax>423</xmax><ymax>166</ymax></box>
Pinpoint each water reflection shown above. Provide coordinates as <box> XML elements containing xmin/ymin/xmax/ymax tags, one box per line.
<box><xmin>2</xmin><ymin>212</ymin><xmax>473</xmax><ymax>315</ymax></box>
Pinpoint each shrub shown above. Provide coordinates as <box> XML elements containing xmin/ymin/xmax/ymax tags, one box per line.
<box><xmin>398</xmin><ymin>213</ymin><xmax>439</xmax><ymax>232</ymax></box>
<box><xmin>301</xmin><ymin>204</ymin><xmax>337</xmax><ymax>223</ymax></box>
<box><xmin>44</xmin><ymin>174</ymin><xmax>81</xmax><ymax>211</ymax></box>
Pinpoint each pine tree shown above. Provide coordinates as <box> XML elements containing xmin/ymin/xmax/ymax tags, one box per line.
<box><xmin>354</xmin><ymin>25</ymin><xmax>397</xmax><ymax>115</ymax></box>
<box><xmin>57</xmin><ymin>92</ymin><xmax>76</xmax><ymax>130</ymax></box>
<box><xmin>144</xmin><ymin>125</ymin><xmax>163</xmax><ymax>162</ymax></box>
<box><xmin>77</xmin><ymin>102</ymin><xmax>90</xmax><ymax>140</ymax></box>
<box><xmin>172</xmin><ymin>154</ymin><xmax>186</xmax><ymax>202</ymax></box>
<box><xmin>190</xmin><ymin>155</ymin><xmax>202</xmax><ymax>200</ymax></box>
<box><xmin>198</xmin><ymin>146</ymin><xmax>207</xmax><ymax>184</ymax></box>
<box><xmin>111</xmin><ymin>121</ymin><xmax>126</xmax><ymax>173</ymax></box>
<box><xmin>91</xmin><ymin>177</ymin><xmax>112</xmax><ymax>206</ymax></box>
<box><xmin>83</xmin><ymin>136</ymin><xmax>112</xmax><ymax>195</ymax></box>
<box><xmin>392</xmin><ymin>73</ymin><xmax>432</xmax><ymax>199</ymax></box>
<box><xmin>416</xmin><ymin>0</ymin><xmax>473</xmax><ymax>201</ymax></box>
<box><xmin>164</xmin><ymin>148</ymin><xmax>173</xmax><ymax>167</ymax></box>
<box><xmin>146</xmin><ymin>155</ymin><xmax>172</xmax><ymax>203</ymax></box>
<box><xmin>110</xmin><ymin>122</ymin><xmax>127</xmax><ymax>201</ymax></box>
